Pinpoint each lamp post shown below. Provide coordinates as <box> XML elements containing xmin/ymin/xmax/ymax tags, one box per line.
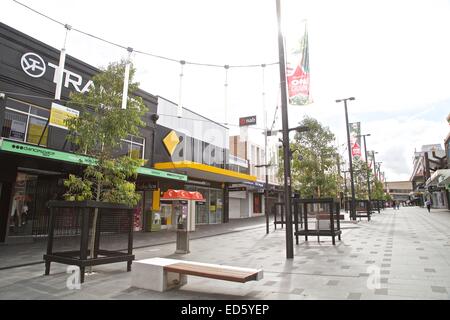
<box><xmin>255</xmin><ymin>161</ymin><xmax>271</xmax><ymax>235</ymax></box>
<box><xmin>336</xmin><ymin>97</ymin><xmax>356</xmax><ymax>220</ymax></box>
<box><xmin>341</xmin><ymin>170</ymin><xmax>350</xmax><ymax>212</ymax></box>
<box><xmin>357</xmin><ymin>134</ymin><xmax>372</xmax><ymax>202</ymax></box>
<box><xmin>268</xmin><ymin>124</ymin><xmax>309</xmax><ymax>257</ymax></box>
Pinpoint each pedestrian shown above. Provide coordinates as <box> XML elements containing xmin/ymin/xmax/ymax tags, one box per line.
<box><xmin>393</xmin><ymin>200</ymin><xmax>397</xmax><ymax>210</ymax></box>
<box><xmin>425</xmin><ymin>199</ymin><xmax>431</xmax><ymax>213</ymax></box>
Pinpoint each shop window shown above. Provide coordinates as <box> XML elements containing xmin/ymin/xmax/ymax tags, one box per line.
<box><xmin>120</xmin><ymin>135</ymin><xmax>145</xmax><ymax>160</ymax></box>
<box><xmin>1</xmin><ymin>98</ymin><xmax>50</xmax><ymax>146</ymax></box>
<box><xmin>27</xmin><ymin>117</ymin><xmax>49</xmax><ymax>145</ymax></box>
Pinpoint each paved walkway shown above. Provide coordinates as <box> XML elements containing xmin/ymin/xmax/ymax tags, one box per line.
<box><xmin>0</xmin><ymin>206</ymin><xmax>449</xmax><ymax>300</ymax></box>
<box><xmin>0</xmin><ymin>215</ymin><xmax>269</xmax><ymax>270</ymax></box>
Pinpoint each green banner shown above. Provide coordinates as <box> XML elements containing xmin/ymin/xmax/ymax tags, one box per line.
<box><xmin>0</xmin><ymin>139</ymin><xmax>187</xmax><ymax>181</ymax></box>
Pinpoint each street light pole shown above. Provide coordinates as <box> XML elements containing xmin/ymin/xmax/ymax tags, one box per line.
<box><xmin>276</xmin><ymin>0</ymin><xmax>294</xmax><ymax>259</ymax></box>
<box><xmin>336</xmin><ymin>97</ymin><xmax>357</xmax><ymax>221</ymax></box>
<box><xmin>256</xmin><ymin>160</ymin><xmax>271</xmax><ymax>235</ymax></box>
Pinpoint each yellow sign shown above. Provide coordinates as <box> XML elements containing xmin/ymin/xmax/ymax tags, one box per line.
<box><xmin>152</xmin><ymin>189</ymin><xmax>161</xmax><ymax>211</ymax></box>
<box><xmin>49</xmin><ymin>103</ymin><xmax>79</xmax><ymax>130</ymax></box>
<box><xmin>163</xmin><ymin>130</ymin><xmax>180</xmax><ymax>157</ymax></box>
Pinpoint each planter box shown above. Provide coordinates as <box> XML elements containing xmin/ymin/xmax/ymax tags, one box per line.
<box><xmin>44</xmin><ymin>200</ymin><xmax>135</xmax><ymax>283</ymax></box>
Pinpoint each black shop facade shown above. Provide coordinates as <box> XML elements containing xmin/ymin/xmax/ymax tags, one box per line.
<box><xmin>0</xmin><ymin>22</ymin><xmax>189</xmax><ymax>243</ymax></box>
<box><xmin>0</xmin><ymin>22</ymin><xmax>258</xmax><ymax>243</ymax></box>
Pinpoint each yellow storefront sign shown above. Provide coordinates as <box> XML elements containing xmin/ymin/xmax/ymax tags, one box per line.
<box><xmin>49</xmin><ymin>103</ymin><xmax>79</xmax><ymax>130</ymax></box>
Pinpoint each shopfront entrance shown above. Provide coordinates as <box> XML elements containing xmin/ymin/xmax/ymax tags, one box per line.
<box><xmin>186</xmin><ymin>186</ymin><xmax>224</xmax><ymax>225</ymax></box>
<box><xmin>4</xmin><ymin>169</ymin><xmax>64</xmax><ymax>242</ymax></box>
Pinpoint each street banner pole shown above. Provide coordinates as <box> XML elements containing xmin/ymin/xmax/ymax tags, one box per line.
<box><xmin>276</xmin><ymin>0</ymin><xmax>294</xmax><ymax>259</ymax></box>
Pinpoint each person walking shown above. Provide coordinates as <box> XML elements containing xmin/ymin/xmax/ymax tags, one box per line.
<box><xmin>425</xmin><ymin>199</ymin><xmax>431</xmax><ymax>213</ymax></box>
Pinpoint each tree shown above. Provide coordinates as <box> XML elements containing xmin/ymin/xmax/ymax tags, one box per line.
<box><xmin>62</xmin><ymin>60</ymin><xmax>148</xmax><ymax>269</ymax></box>
<box><xmin>371</xmin><ymin>180</ymin><xmax>386</xmax><ymax>200</ymax></box>
<box><xmin>279</xmin><ymin>116</ymin><xmax>339</xmax><ymax>198</ymax></box>
<box><xmin>63</xmin><ymin>60</ymin><xmax>148</xmax><ymax>206</ymax></box>
<box><xmin>352</xmin><ymin>158</ymin><xmax>373</xmax><ymax>199</ymax></box>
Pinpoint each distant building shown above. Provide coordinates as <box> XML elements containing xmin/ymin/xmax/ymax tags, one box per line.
<box><xmin>410</xmin><ymin>143</ymin><xmax>449</xmax><ymax>209</ymax></box>
<box><xmin>384</xmin><ymin>181</ymin><xmax>413</xmax><ymax>202</ymax></box>
<box><xmin>228</xmin><ymin>136</ymin><xmax>281</xmax><ymax>219</ymax></box>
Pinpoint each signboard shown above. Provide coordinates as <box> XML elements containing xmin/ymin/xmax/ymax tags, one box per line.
<box><xmin>10</xmin><ymin>120</ymin><xmax>26</xmax><ymax>140</ymax></box>
<box><xmin>243</xmin><ymin>181</ymin><xmax>265</xmax><ymax>188</ymax></box>
<box><xmin>229</xmin><ymin>187</ymin><xmax>247</xmax><ymax>192</ymax></box>
<box><xmin>0</xmin><ymin>139</ymin><xmax>188</xmax><ymax>181</ymax></box>
<box><xmin>136</xmin><ymin>181</ymin><xmax>158</xmax><ymax>191</ymax></box>
<box><xmin>49</xmin><ymin>103</ymin><xmax>79</xmax><ymax>130</ymax></box>
<box><xmin>239</xmin><ymin>116</ymin><xmax>257</xmax><ymax>127</ymax></box>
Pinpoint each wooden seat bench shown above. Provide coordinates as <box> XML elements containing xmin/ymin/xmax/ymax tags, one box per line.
<box><xmin>131</xmin><ymin>257</ymin><xmax>263</xmax><ymax>292</ymax></box>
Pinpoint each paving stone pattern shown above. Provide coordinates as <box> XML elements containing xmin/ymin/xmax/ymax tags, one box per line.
<box><xmin>1</xmin><ymin>207</ymin><xmax>450</xmax><ymax>300</ymax></box>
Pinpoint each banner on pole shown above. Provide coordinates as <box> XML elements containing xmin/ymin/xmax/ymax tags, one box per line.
<box><xmin>349</xmin><ymin>122</ymin><xmax>361</xmax><ymax>160</ymax></box>
<box><xmin>286</xmin><ymin>23</ymin><xmax>311</xmax><ymax>105</ymax></box>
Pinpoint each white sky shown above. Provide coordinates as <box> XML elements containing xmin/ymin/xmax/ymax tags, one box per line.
<box><xmin>2</xmin><ymin>0</ymin><xmax>450</xmax><ymax>181</ymax></box>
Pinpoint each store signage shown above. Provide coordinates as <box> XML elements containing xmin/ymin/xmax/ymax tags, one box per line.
<box><xmin>137</xmin><ymin>167</ymin><xmax>187</xmax><ymax>181</ymax></box>
<box><xmin>21</xmin><ymin>53</ymin><xmax>46</xmax><ymax>78</ymax></box>
<box><xmin>136</xmin><ymin>181</ymin><xmax>158</xmax><ymax>191</ymax></box>
<box><xmin>229</xmin><ymin>187</ymin><xmax>246</xmax><ymax>192</ymax></box>
<box><xmin>243</xmin><ymin>181</ymin><xmax>265</xmax><ymax>188</ymax></box>
<box><xmin>10</xmin><ymin>120</ymin><xmax>26</xmax><ymax>140</ymax></box>
<box><xmin>20</xmin><ymin>52</ymin><xmax>94</xmax><ymax>94</ymax></box>
<box><xmin>239</xmin><ymin>116</ymin><xmax>257</xmax><ymax>127</ymax></box>
<box><xmin>49</xmin><ymin>103</ymin><xmax>80</xmax><ymax>130</ymax></box>
<box><xmin>0</xmin><ymin>139</ymin><xmax>188</xmax><ymax>182</ymax></box>
<box><xmin>186</xmin><ymin>180</ymin><xmax>211</xmax><ymax>187</ymax></box>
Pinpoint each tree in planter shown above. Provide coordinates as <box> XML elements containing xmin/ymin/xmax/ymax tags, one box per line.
<box><xmin>63</xmin><ymin>60</ymin><xmax>148</xmax><ymax>268</ymax></box>
<box><xmin>352</xmin><ymin>158</ymin><xmax>373</xmax><ymax>199</ymax></box>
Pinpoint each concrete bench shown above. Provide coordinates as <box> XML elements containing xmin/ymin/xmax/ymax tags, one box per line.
<box><xmin>131</xmin><ymin>257</ymin><xmax>264</xmax><ymax>292</ymax></box>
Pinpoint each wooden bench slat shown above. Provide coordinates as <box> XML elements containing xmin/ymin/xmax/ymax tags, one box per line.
<box><xmin>164</xmin><ymin>263</ymin><xmax>258</xmax><ymax>283</ymax></box>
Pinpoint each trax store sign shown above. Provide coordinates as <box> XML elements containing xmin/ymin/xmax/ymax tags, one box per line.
<box><xmin>20</xmin><ymin>52</ymin><xmax>94</xmax><ymax>94</ymax></box>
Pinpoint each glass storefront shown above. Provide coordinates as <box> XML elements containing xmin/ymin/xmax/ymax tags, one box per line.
<box><xmin>186</xmin><ymin>185</ymin><xmax>223</xmax><ymax>225</ymax></box>
<box><xmin>8</xmin><ymin>172</ymin><xmax>37</xmax><ymax>237</ymax></box>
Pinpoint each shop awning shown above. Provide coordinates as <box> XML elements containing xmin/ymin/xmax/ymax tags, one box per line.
<box><xmin>154</xmin><ymin>161</ymin><xmax>257</xmax><ymax>184</ymax></box>
<box><xmin>0</xmin><ymin>138</ymin><xmax>187</xmax><ymax>181</ymax></box>
<box><xmin>425</xmin><ymin>169</ymin><xmax>450</xmax><ymax>188</ymax></box>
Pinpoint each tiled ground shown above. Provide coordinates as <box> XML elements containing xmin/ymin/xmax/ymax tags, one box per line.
<box><xmin>0</xmin><ymin>206</ymin><xmax>449</xmax><ymax>300</ymax></box>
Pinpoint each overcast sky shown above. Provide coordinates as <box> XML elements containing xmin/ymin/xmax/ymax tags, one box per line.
<box><xmin>2</xmin><ymin>0</ymin><xmax>449</xmax><ymax>181</ymax></box>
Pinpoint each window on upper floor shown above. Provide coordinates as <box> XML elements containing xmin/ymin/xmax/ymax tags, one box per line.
<box><xmin>1</xmin><ymin>98</ymin><xmax>50</xmax><ymax>146</ymax></box>
<box><xmin>119</xmin><ymin>135</ymin><xmax>145</xmax><ymax>160</ymax></box>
